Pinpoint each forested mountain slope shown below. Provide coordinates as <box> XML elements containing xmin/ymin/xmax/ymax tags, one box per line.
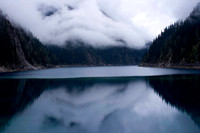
<box><xmin>47</xmin><ymin>43</ymin><xmax>146</xmax><ymax>66</ymax></box>
<box><xmin>142</xmin><ymin>3</ymin><xmax>200</xmax><ymax>68</ymax></box>
<box><xmin>0</xmin><ymin>10</ymin><xmax>148</xmax><ymax>72</ymax></box>
<box><xmin>0</xmin><ymin>12</ymin><xmax>58</xmax><ymax>71</ymax></box>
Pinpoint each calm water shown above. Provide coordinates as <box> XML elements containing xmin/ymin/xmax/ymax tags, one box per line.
<box><xmin>0</xmin><ymin>66</ymin><xmax>200</xmax><ymax>79</ymax></box>
<box><xmin>0</xmin><ymin>66</ymin><xmax>200</xmax><ymax>133</ymax></box>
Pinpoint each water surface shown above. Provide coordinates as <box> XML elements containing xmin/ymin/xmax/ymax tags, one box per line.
<box><xmin>0</xmin><ymin>66</ymin><xmax>200</xmax><ymax>133</ymax></box>
<box><xmin>0</xmin><ymin>66</ymin><xmax>200</xmax><ymax>79</ymax></box>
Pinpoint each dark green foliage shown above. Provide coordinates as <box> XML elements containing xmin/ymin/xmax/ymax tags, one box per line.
<box><xmin>0</xmin><ymin>16</ymin><xmax>19</xmax><ymax>66</ymax></box>
<box><xmin>47</xmin><ymin>43</ymin><xmax>146</xmax><ymax>66</ymax></box>
<box><xmin>0</xmin><ymin>11</ymin><xmax>146</xmax><ymax>69</ymax></box>
<box><xmin>15</xmin><ymin>29</ymin><xmax>58</xmax><ymax>66</ymax></box>
<box><xmin>143</xmin><ymin>5</ymin><xmax>200</xmax><ymax>64</ymax></box>
<box><xmin>0</xmin><ymin>13</ymin><xmax>58</xmax><ymax>68</ymax></box>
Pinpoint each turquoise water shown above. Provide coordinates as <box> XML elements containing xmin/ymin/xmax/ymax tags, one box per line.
<box><xmin>0</xmin><ymin>66</ymin><xmax>200</xmax><ymax>79</ymax></box>
<box><xmin>0</xmin><ymin>66</ymin><xmax>200</xmax><ymax>133</ymax></box>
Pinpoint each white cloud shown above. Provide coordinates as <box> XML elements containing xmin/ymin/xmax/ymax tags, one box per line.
<box><xmin>0</xmin><ymin>0</ymin><xmax>199</xmax><ymax>48</ymax></box>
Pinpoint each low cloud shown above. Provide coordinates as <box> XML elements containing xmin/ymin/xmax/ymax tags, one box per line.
<box><xmin>0</xmin><ymin>0</ymin><xmax>199</xmax><ymax>48</ymax></box>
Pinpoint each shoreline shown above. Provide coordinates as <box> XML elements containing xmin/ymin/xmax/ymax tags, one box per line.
<box><xmin>0</xmin><ymin>64</ymin><xmax>138</xmax><ymax>73</ymax></box>
<box><xmin>140</xmin><ymin>63</ymin><xmax>200</xmax><ymax>70</ymax></box>
<box><xmin>1</xmin><ymin>63</ymin><xmax>200</xmax><ymax>73</ymax></box>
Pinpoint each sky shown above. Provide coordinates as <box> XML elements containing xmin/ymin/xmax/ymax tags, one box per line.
<box><xmin>0</xmin><ymin>0</ymin><xmax>199</xmax><ymax>48</ymax></box>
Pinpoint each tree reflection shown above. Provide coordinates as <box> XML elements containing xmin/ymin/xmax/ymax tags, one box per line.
<box><xmin>0</xmin><ymin>75</ymin><xmax>200</xmax><ymax>131</ymax></box>
<box><xmin>148</xmin><ymin>75</ymin><xmax>200</xmax><ymax>127</ymax></box>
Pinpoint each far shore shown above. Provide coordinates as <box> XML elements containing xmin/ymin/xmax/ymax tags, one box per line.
<box><xmin>0</xmin><ymin>64</ymin><xmax>138</xmax><ymax>73</ymax></box>
<box><xmin>1</xmin><ymin>63</ymin><xmax>200</xmax><ymax>73</ymax></box>
<box><xmin>140</xmin><ymin>63</ymin><xmax>200</xmax><ymax>70</ymax></box>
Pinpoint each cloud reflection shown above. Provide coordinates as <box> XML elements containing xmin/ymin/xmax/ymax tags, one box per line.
<box><xmin>3</xmin><ymin>79</ymin><xmax>200</xmax><ymax>133</ymax></box>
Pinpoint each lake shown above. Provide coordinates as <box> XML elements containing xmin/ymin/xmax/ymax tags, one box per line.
<box><xmin>0</xmin><ymin>66</ymin><xmax>200</xmax><ymax>133</ymax></box>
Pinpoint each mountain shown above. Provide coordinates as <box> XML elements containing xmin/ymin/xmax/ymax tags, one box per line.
<box><xmin>47</xmin><ymin>42</ymin><xmax>146</xmax><ymax>66</ymax></box>
<box><xmin>0</xmin><ymin>11</ymin><xmax>147</xmax><ymax>72</ymax></box>
<box><xmin>0</xmin><ymin>12</ymin><xmax>58</xmax><ymax>72</ymax></box>
<box><xmin>142</xmin><ymin>3</ymin><xmax>200</xmax><ymax>68</ymax></box>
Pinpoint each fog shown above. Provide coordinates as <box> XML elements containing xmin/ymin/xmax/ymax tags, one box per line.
<box><xmin>0</xmin><ymin>0</ymin><xmax>199</xmax><ymax>48</ymax></box>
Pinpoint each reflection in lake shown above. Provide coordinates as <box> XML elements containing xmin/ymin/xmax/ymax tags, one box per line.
<box><xmin>0</xmin><ymin>75</ymin><xmax>200</xmax><ymax>133</ymax></box>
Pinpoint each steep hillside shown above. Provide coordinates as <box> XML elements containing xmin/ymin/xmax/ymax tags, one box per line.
<box><xmin>0</xmin><ymin>12</ymin><xmax>58</xmax><ymax>71</ymax></box>
<box><xmin>142</xmin><ymin>3</ymin><xmax>200</xmax><ymax>68</ymax></box>
<box><xmin>0</xmin><ymin>11</ymin><xmax>147</xmax><ymax>72</ymax></box>
<box><xmin>47</xmin><ymin>42</ymin><xmax>146</xmax><ymax>66</ymax></box>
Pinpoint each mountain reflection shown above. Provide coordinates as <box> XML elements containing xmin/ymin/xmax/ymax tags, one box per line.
<box><xmin>0</xmin><ymin>75</ymin><xmax>200</xmax><ymax>133</ymax></box>
<box><xmin>148</xmin><ymin>75</ymin><xmax>200</xmax><ymax>127</ymax></box>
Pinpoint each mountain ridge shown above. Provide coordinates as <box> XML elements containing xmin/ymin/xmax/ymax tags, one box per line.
<box><xmin>141</xmin><ymin>2</ymin><xmax>200</xmax><ymax>69</ymax></box>
<box><xmin>0</xmin><ymin>11</ymin><xmax>147</xmax><ymax>72</ymax></box>
<box><xmin>0</xmin><ymin>12</ymin><xmax>58</xmax><ymax>72</ymax></box>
